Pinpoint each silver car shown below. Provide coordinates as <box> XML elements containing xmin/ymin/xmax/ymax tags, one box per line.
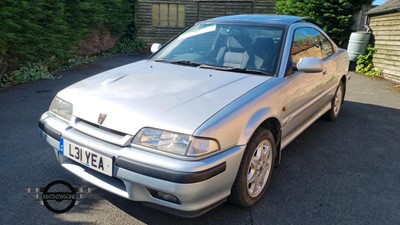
<box><xmin>39</xmin><ymin>15</ymin><xmax>349</xmax><ymax>217</ymax></box>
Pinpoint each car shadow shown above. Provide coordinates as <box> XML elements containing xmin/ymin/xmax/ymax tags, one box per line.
<box><xmin>100</xmin><ymin>101</ymin><xmax>400</xmax><ymax>225</ymax></box>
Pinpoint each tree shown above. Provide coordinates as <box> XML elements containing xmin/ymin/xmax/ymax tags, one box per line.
<box><xmin>276</xmin><ymin>0</ymin><xmax>372</xmax><ymax>47</ymax></box>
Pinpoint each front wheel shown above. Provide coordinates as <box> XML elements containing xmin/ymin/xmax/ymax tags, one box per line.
<box><xmin>324</xmin><ymin>81</ymin><xmax>345</xmax><ymax>121</ymax></box>
<box><xmin>229</xmin><ymin>128</ymin><xmax>275</xmax><ymax>207</ymax></box>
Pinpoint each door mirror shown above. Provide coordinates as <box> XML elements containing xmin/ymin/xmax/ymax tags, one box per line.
<box><xmin>296</xmin><ymin>57</ymin><xmax>324</xmax><ymax>73</ymax></box>
<box><xmin>151</xmin><ymin>43</ymin><xmax>162</xmax><ymax>54</ymax></box>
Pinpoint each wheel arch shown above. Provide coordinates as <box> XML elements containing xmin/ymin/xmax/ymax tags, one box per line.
<box><xmin>340</xmin><ymin>75</ymin><xmax>347</xmax><ymax>103</ymax></box>
<box><xmin>240</xmin><ymin>112</ymin><xmax>282</xmax><ymax>167</ymax></box>
<box><xmin>258</xmin><ymin>117</ymin><xmax>282</xmax><ymax>167</ymax></box>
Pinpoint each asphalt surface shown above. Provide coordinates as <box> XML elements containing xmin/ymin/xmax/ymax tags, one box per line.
<box><xmin>1</xmin><ymin>54</ymin><xmax>399</xmax><ymax>225</ymax></box>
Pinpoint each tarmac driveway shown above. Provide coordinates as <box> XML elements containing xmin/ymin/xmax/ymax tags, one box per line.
<box><xmin>0</xmin><ymin>54</ymin><xmax>399</xmax><ymax>225</ymax></box>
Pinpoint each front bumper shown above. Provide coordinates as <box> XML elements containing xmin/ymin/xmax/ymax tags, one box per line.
<box><xmin>39</xmin><ymin>112</ymin><xmax>245</xmax><ymax>217</ymax></box>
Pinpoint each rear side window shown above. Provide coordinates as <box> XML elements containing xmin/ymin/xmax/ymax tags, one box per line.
<box><xmin>291</xmin><ymin>27</ymin><xmax>334</xmax><ymax>63</ymax></box>
<box><xmin>318</xmin><ymin>32</ymin><xmax>334</xmax><ymax>58</ymax></box>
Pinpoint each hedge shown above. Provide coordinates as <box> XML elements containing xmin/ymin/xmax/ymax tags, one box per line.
<box><xmin>0</xmin><ymin>0</ymin><xmax>135</xmax><ymax>86</ymax></box>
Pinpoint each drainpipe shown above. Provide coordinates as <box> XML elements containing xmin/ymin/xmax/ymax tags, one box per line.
<box><xmin>364</xmin><ymin>14</ymin><xmax>371</xmax><ymax>32</ymax></box>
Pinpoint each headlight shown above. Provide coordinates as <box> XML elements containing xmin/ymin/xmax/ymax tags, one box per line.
<box><xmin>49</xmin><ymin>96</ymin><xmax>73</xmax><ymax>121</ymax></box>
<box><xmin>132</xmin><ymin>128</ymin><xmax>220</xmax><ymax>157</ymax></box>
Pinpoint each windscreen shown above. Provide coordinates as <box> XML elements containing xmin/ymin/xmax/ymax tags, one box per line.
<box><xmin>152</xmin><ymin>23</ymin><xmax>284</xmax><ymax>75</ymax></box>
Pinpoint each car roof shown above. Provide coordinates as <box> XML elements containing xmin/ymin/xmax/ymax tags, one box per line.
<box><xmin>205</xmin><ymin>14</ymin><xmax>306</xmax><ymax>26</ymax></box>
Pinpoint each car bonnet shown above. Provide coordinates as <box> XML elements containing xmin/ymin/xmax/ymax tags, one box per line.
<box><xmin>57</xmin><ymin>60</ymin><xmax>271</xmax><ymax>136</ymax></box>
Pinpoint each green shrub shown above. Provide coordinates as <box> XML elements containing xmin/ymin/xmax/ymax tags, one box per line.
<box><xmin>1</xmin><ymin>63</ymin><xmax>55</xmax><ymax>88</ymax></box>
<box><xmin>111</xmin><ymin>38</ymin><xmax>146</xmax><ymax>54</ymax></box>
<box><xmin>0</xmin><ymin>0</ymin><xmax>135</xmax><ymax>84</ymax></box>
<box><xmin>356</xmin><ymin>45</ymin><xmax>383</xmax><ymax>77</ymax></box>
<box><xmin>65</xmin><ymin>56</ymin><xmax>96</xmax><ymax>69</ymax></box>
<box><xmin>276</xmin><ymin>0</ymin><xmax>372</xmax><ymax>47</ymax></box>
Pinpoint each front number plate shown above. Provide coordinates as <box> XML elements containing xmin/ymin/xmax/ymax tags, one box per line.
<box><xmin>60</xmin><ymin>138</ymin><xmax>113</xmax><ymax>176</ymax></box>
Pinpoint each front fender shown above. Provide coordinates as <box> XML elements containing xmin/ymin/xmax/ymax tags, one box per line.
<box><xmin>194</xmin><ymin>77</ymin><xmax>284</xmax><ymax>151</ymax></box>
<box><xmin>237</xmin><ymin>107</ymin><xmax>272</xmax><ymax>145</ymax></box>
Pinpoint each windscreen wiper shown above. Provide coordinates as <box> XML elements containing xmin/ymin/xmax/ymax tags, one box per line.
<box><xmin>170</xmin><ymin>60</ymin><xmax>202</xmax><ymax>67</ymax></box>
<box><xmin>223</xmin><ymin>67</ymin><xmax>272</xmax><ymax>76</ymax></box>
<box><xmin>155</xmin><ymin>59</ymin><xmax>272</xmax><ymax>75</ymax></box>
<box><xmin>198</xmin><ymin>64</ymin><xmax>272</xmax><ymax>76</ymax></box>
<box><xmin>155</xmin><ymin>59</ymin><xmax>201</xmax><ymax>67</ymax></box>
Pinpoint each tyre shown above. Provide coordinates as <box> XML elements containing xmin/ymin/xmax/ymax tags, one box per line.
<box><xmin>324</xmin><ymin>81</ymin><xmax>345</xmax><ymax>121</ymax></box>
<box><xmin>229</xmin><ymin>128</ymin><xmax>275</xmax><ymax>207</ymax></box>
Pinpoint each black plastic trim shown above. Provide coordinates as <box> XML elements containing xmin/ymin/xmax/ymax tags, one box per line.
<box><xmin>39</xmin><ymin>121</ymin><xmax>61</xmax><ymax>140</ymax></box>
<box><xmin>275</xmin><ymin>128</ymin><xmax>282</xmax><ymax>168</ymax></box>
<box><xmin>117</xmin><ymin>157</ymin><xmax>226</xmax><ymax>184</ymax></box>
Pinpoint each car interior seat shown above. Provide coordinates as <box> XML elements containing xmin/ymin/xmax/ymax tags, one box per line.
<box><xmin>221</xmin><ymin>36</ymin><xmax>249</xmax><ymax>68</ymax></box>
<box><xmin>253</xmin><ymin>37</ymin><xmax>276</xmax><ymax>71</ymax></box>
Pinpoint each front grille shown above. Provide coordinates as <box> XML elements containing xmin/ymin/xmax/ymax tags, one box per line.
<box><xmin>72</xmin><ymin>118</ymin><xmax>133</xmax><ymax>146</ymax></box>
<box><xmin>80</xmin><ymin>119</ymin><xmax>127</xmax><ymax>136</ymax></box>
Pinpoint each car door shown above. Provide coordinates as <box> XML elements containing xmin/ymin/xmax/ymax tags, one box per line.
<box><xmin>280</xmin><ymin>27</ymin><xmax>336</xmax><ymax>140</ymax></box>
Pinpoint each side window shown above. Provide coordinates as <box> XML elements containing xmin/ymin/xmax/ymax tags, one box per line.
<box><xmin>291</xmin><ymin>28</ymin><xmax>323</xmax><ymax>63</ymax></box>
<box><xmin>317</xmin><ymin>32</ymin><xmax>334</xmax><ymax>58</ymax></box>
